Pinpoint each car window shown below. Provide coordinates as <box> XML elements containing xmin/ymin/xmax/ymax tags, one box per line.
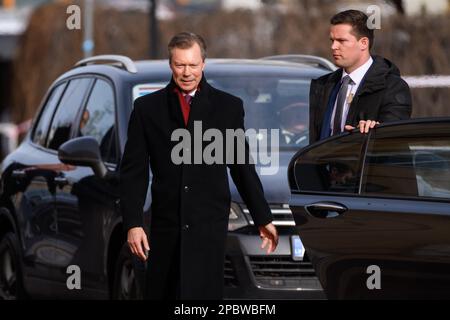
<box><xmin>362</xmin><ymin>122</ymin><xmax>450</xmax><ymax>200</ymax></box>
<box><xmin>32</xmin><ymin>83</ymin><xmax>66</xmax><ymax>147</ymax></box>
<box><xmin>211</xmin><ymin>77</ymin><xmax>311</xmax><ymax>149</ymax></box>
<box><xmin>78</xmin><ymin>79</ymin><xmax>116</xmax><ymax>163</ymax></box>
<box><xmin>132</xmin><ymin>83</ymin><xmax>167</xmax><ymax>101</ymax></box>
<box><xmin>46</xmin><ymin>78</ymin><xmax>91</xmax><ymax>151</ymax></box>
<box><xmin>134</xmin><ymin>75</ymin><xmax>315</xmax><ymax>149</ymax></box>
<box><xmin>292</xmin><ymin>133</ymin><xmax>366</xmax><ymax>194</ymax></box>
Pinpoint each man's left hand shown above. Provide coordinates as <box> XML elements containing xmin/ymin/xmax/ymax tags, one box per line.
<box><xmin>258</xmin><ymin>223</ymin><xmax>279</xmax><ymax>254</ymax></box>
<box><xmin>345</xmin><ymin>120</ymin><xmax>380</xmax><ymax>133</ymax></box>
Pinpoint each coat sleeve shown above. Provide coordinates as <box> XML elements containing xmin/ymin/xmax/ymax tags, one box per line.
<box><xmin>119</xmin><ymin>101</ymin><xmax>150</xmax><ymax>232</ymax></box>
<box><xmin>227</xmin><ymin>99</ymin><xmax>273</xmax><ymax>227</ymax></box>
<box><xmin>378</xmin><ymin>77</ymin><xmax>412</xmax><ymax>122</ymax></box>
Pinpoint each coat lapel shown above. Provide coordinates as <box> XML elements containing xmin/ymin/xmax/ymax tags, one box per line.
<box><xmin>346</xmin><ymin>56</ymin><xmax>386</xmax><ymax>122</ymax></box>
<box><xmin>186</xmin><ymin>75</ymin><xmax>213</xmax><ymax>132</ymax></box>
<box><xmin>166</xmin><ymin>78</ymin><xmax>186</xmax><ymax>129</ymax></box>
<box><xmin>166</xmin><ymin>75</ymin><xmax>213</xmax><ymax>132</ymax></box>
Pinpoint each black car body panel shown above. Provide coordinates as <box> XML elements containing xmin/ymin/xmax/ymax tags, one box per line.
<box><xmin>289</xmin><ymin>118</ymin><xmax>450</xmax><ymax>299</ymax></box>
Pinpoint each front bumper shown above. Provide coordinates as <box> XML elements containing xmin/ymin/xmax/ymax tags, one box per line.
<box><xmin>224</xmin><ymin>231</ymin><xmax>325</xmax><ymax>300</ymax></box>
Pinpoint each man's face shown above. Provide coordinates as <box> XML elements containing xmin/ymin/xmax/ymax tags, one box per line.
<box><xmin>330</xmin><ymin>24</ymin><xmax>367</xmax><ymax>71</ymax></box>
<box><xmin>170</xmin><ymin>42</ymin><xmax>205</xmax><ymax>93</ymax></box>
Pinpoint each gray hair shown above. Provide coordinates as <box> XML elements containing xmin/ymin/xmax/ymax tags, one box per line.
<box><xmin>168</xmin><ymin>32</ymin><xmax>207</xmax><ymax>62</ymax></box>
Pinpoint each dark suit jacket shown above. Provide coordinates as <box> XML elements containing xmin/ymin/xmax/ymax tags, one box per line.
<box><xmin>309</xmin><ymin>55</ymin><xmax>412</xmax><ymax>143</ymax></box>
<box><xmin>119</xmin><ymin>75</ymin><xmax>273</xmax><ymax>299</ymax></box>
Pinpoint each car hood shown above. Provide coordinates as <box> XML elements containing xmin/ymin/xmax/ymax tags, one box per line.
<box><xmin>229</xmin><ymin>150</ymin><xmax>297</xmax><ymax>204</ymax></box>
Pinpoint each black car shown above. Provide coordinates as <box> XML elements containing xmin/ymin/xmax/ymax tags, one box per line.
<box><xmin>0</xmin><ymin>54</ymin><xmax>331</xmax><ymax>300</ymax></box>
<box><xmin>288</xmin><ymin>118</ymin><xmax>450</xmax><ymax>299</ymax></box>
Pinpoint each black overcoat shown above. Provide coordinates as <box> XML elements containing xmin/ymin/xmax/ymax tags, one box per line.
<box><xmin>309</xmin><ymin>55</ymin><xmax>412</xmax><ymax>143</ymax></box>
<box><xmin>119</xmin><ymin>76</ymin><xmax>273</xmax><ymax>299</ymax></box>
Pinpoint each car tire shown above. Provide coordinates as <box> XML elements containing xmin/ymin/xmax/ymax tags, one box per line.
<box><xmin>112</xmin><ymin>242</ymin><xmax>145</xmax><ymax>300</ymax></box>
<box><xmin>0</xmin><ymin>232</ymin><xmax>27</xmax><ymax>300</ymax></box>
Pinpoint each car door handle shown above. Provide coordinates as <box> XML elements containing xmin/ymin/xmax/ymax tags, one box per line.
<box><xmin>54</xmin><ymin>176</ymin><xmax>68</xmax><ymax>187</ymax></box>
<box><xmin>304</xmin><ymin>201</ymin><xmax>347</xmax><ymax>219</ymax></box>
<box><xmin>11</xmin><ymin>169</ymin><xmax>26</xmax><ymax>179</ymax></box>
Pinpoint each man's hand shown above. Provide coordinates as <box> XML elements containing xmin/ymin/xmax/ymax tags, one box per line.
<box><xmin>127</xmin><ymin>227</ymin><xmax>150</xmax><ymax>261</ymax></box>
<box><xmin>345</xmin><ymin>120</ymin><xmax>380</xmax><ymax>133</ymax></box>
<box><xmin>258</xmin><ymin>223</ymin><xmax>279</xmax><ymax>254</ymax></box>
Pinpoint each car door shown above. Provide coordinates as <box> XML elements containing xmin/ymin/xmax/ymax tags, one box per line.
<box><xmin>51</xmin><ymin>77</ymin><xmax>119</xmax><ymax>298</ymax></box>
<box><xmin>23</xmin><ymin>77</ymin><xmax>93</xmax><ymax>295</ymax></box>
<box><xmin>289</xmin><ymin>120</ymin><xmax>450</xmax><ymax>299</ymax></box>
<box><xmin>8</xmin><ymin>83</ymin><xmax>67</xmax><ymax>293</ymax></box>
<box><xmin>3</xmin><ymin>79</ymin><xmax>91</xmax><ymax>298</ymax></box>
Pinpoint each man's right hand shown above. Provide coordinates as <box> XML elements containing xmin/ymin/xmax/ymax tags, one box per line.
<box><xmin>127</xmin><ymin>227</ymin><xmax>150</xmax><ymax>261</ymax></box>
<box><xmin>345</xmin><ymin>120</ymin><xmax>380</xmax><ymax>133</ymax></box>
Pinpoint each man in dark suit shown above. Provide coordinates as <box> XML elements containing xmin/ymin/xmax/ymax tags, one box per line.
<box><xmin>309</xmin><ymin>10</ymin><xmax>412</xmax><ymax>144</ymax></box>
<box><xmin>119</xmin><ymin>32</ymin><xmax>278</xmax><ymax>299</ymax></box>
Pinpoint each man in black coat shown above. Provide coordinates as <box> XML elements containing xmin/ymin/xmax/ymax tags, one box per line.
<box><xmin>309</xmin><ymin>10</ymin><xmax>412</xmax><ymax>144</ymax></box>
<box><xmin>119</xmin><ymin>32</ymin><xmax>278</xmax><ymax>299</ymax></box>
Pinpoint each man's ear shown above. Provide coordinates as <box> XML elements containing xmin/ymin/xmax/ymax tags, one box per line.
<box><xmin>359</xmin><ymin>37</ymin><xmax>369</xmax><ymax>51</ymax></box>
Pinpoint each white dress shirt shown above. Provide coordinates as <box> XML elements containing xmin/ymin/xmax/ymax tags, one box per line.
<box><xmin>183</xmin><ymin>89</ymin><xmax>197</xmax><ymax>98</ymax></box>
<box><xmin>330</xmin><ymin>56</ymin><xmax>373</xmax><ymax>133</ymax></box>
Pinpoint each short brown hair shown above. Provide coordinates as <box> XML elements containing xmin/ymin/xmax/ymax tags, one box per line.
<box><xmin>331</xmin><ymin>10</ymin><xmax>374</xmax><ymax>50</ymax></box>
<box><xmin>168</xmin><ymin>32</ymin><xmax>207</xmax><ymax>62</ymax></box>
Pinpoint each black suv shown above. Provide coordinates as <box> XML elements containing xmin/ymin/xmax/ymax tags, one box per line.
<box><xmin>0</xmin><ymin>55</ymin><xmax>331</xmax><ymax>299</ymax></box>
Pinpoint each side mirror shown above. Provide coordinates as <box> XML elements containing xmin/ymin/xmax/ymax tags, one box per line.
<box><xmin>58</xmin><ymin>136</ymin><xmax>108</xmax><ymax>178</ymax></box>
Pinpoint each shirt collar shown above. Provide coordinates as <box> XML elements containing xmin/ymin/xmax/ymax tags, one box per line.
<box><xmin>183</xmin><ymin>89</ymin><xmax>197</xmax><ymax>97</ymax></box>
<box><xmin>342</xmin><ymin>56</ymin><xmax>373</xmax><ymax>86</ymax></box>
<box><xmin>173</xmin><ymin>82</ymin><xmax>201</xmax><ymax>97</ymax></box>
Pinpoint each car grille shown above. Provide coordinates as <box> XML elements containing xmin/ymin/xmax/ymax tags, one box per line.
<box><xmin>224</xmin><ymin>256</ymin><xmax>238</xmax><ymax>287</ymax></box>
<box><xmin>241</xmin><ymin>204</ymin><xmax>295</xmax><ymax>226</ymax></box>
<box><xmin>248</xmin><ymin>255</ymin><xmax>320</xmax><ymax>289</ymax></box>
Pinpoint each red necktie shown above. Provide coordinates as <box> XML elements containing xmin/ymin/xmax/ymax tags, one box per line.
<box><xmin>181</xmin><ymin>94</ymin><xmax>192</xmax><ymax>125</ymax></box>
<box><xmin>184</xmin><ymin>94</ymin><xmax>192</xmax><ymax>105</ymax></box>
<box><xmin>175</xmin><ymin>89</ymin><xmax>193</xmax><ymax>126</ymax></box>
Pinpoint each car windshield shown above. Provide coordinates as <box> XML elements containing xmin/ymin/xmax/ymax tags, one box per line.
<box><xmin>211</xmin><ymin>76</ymin><xmax>311</xmax><ymax>149</ymax></box>
<box><xmin>133</xmin><ymin>75</ymin><xmax>312</xmax><ymax>149</ymax></box>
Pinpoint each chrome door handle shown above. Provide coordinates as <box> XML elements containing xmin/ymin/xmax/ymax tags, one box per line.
<box><xmin>305</xmin><ymin>201</ymin><xmax>347</xmax><ymax>219</ymax></box>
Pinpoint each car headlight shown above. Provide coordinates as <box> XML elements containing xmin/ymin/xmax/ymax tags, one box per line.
<box><xmin>228</xmin><ymin>202</ymin><xmax>249</xmax><ymax>231</ymax></box>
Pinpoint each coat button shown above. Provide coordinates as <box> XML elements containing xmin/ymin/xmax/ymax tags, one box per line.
<box><xmin>184</xmin><ymin>185</ymin><xmax>189</xmax><ymax>192</ymax></box>
<box><xmin>183</xmin><ymin>224</ymin><xmax>189</xmax><ymax>231</ymax></box>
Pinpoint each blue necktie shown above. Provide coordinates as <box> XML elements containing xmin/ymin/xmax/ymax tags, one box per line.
<box><xmin>332</xmin><ymin>75</ymin><xmax>352</xmax><ymax>135</ymax></box>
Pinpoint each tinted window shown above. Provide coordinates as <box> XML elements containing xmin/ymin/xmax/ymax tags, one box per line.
<box><xmin>212</xmin><ymin>77</ymin><xmax>311</xmax><ymax>148</ymax></box>
<box><xmin>134</xmin><ymin>73</ymin><xmax>321</xmax><ymax>149</ymax></box>
<box><xmin>292</xmin><ymin>133</ymin><xmax>366</xmax><ymax>193</ymax></box>
<box><xmin>78</xmin><ymin>79</ymin><xmax>116</xmax><ymax>163</ymax></box>
<box><xmin>46</xmin><ymin>78</ymin><xmax>91</xmax><ymax>150</ymax></box>
<box><xmin>362</xmin><ymin>122</ymin><xmax>450</xmax><ymax>200</ymax></box>
<box><xmin>32</xmin><ymin>83</ymin><xmax>66</xmax><ymax>146</ymax></box>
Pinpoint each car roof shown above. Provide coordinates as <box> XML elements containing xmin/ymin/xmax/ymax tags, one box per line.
<box><xmin>56</xmin><ymin>58</ymin><xmax>330</xmax><ymax>84</ymax></box>
<box><xmin>374</xmin><ymin>116</ymin><xmax>450</xmax><ymax>129</ymax></box>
